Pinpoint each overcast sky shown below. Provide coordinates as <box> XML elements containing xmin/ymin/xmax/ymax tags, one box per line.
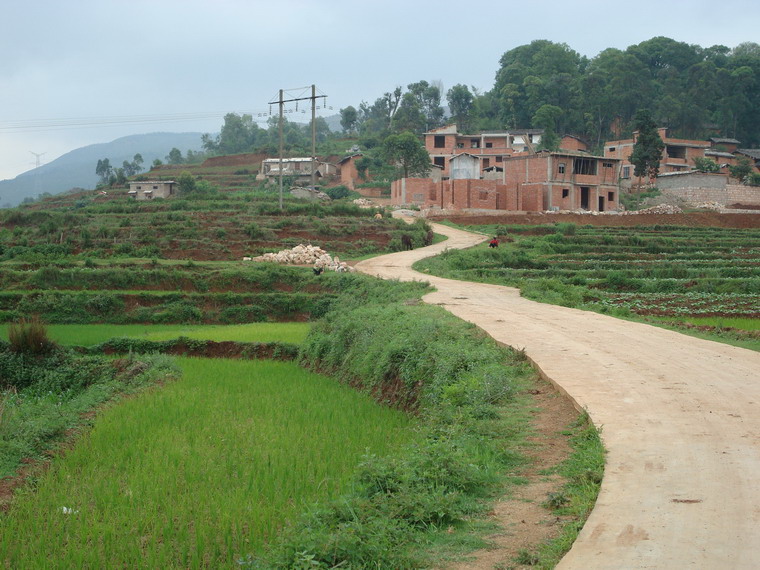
<box><xmin>2</xmin><ymin>0</ymin><xmax>759</xmax><ymax>180</ymax></box>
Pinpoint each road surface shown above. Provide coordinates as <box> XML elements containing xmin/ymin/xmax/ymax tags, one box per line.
<box><xmin>356</xmin><ymin>222</ymin><xmax>760</xmax><ymax>569</ymax></box>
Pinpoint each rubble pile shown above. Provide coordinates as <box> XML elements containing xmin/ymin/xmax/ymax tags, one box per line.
<box><xmin>352</xmin><ymin>198</ymin><xmax>374</xmax><ymax>207</ymax></box>
<box><xmin>250</xmin><ymin>244</ymin><xmax>355</xmax><ymax>272</ymax></box>
<box><xmin>624</xmin><ymin>204</ymin><xmax>683</xmax><ymax>215</ymax></box>
<box><xmin>693</xmin><ymin>201</ymin><xmax>724</xmax><ymax>211</ymax></box>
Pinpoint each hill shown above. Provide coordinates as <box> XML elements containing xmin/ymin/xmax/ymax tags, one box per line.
<box><xmin>0</xmin><ymin>132</ymin><xmax>205</xmax><ymax>207</ymax></box>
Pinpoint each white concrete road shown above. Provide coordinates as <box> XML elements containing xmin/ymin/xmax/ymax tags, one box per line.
<box><xmin>356</xmin><ymin>222</ymin><xmax>760</xmax><ymax>569</ymax></box>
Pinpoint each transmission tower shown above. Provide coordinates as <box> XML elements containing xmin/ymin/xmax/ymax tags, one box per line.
<box><xmin>30</xmin><ymin>151</ymin><xmax>46</xmax><ymax>196</ymax></box>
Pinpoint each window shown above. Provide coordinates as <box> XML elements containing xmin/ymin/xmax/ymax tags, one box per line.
<box><xmin>482</xmin><ymin>158</ymin><xmax>490</xmax><ymax>168</ymax></box>
<box><xmin>622</xmin><ymin>166</ymin><xmax>630</xmax><ymax>178</ymax></box>
<box><xmin>136</xmin><ymin>186</ymin><xmax>142</xmax><ymax>190</ymax></box>
<box><xmin>602</xmin><ymin>162</ymin><xmax>613</xmax><ymax>168</ymax></box>
<box><xmin>434</xmin><ymin>135</ymin><xmax>445</xmax><ymax>148</ymax></box>
<box><xmin>562</xmin><ymin>189</ymin><xmax>569</xmax><ymax>198</ymax></box>
<box><xmin>608</xmin><ymin>146</ymin><xmax>616</xmax><ymax>152</ymax></box>
<box><xmin>153</xmin><ymin>185</ymin><xmax>158</xmax><ymax>190</ymax></box>
<box><xmin>558</xmin><ymin>163</ymin><xmax>566</xmax><ymax>174</ymax></box>
<box><xmin>608</xmin><ymin>192</ymin><xmax>615</xmax><ymax>201</ymax></box>
<box><xmin>471</xmin><ymin>139</ymin><xmax>480</xmax><ymax>148</ymax></box>
<box><xmin>433</xmin><ymin>156</ymin><xmax>445</xmax><ymax>168</ymax></box>
<box><xmin>456</xmin><ymin>143</ymin><xmax>464</xmax><ymax>149</ymax></box>
<box><xmin>496</xmin><ymin>156</ymin><xmax>503</xmax><ymax>163</ymax></box>
<box><xmin>485</xmin><ymin>142</ymin><xmax>493</xmax><ymax>148</ymax></box>
<box><xmin>573</xmin><ymin>158</ymin><xmax>597</xmax><ymax>175</ymax></box>
<box><xmin>667</xmin><ymin>145</ymin><xmax>686</xmax><ymax>159</ymax></box>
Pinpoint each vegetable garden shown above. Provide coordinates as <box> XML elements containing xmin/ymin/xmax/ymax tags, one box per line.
<box><xmin>417</xmin><ymin>223</ymin><xmax>760</xmax><ymax>349</ymax></box>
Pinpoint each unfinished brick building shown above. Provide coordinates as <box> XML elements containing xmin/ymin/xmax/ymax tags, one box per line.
<box><xmin>604</xmin><ymin>128</ymin><xmax>741</xmax><ymax>183</ymax></box>
<box><xmin>392</xmin><ymin>150</ymin><xmax>620</xmax><ymax>212</ymax></box>
<box><xmin>425</xmin><ymin>124</ymin><xmax>544</xmax><ymax>178</ymax></box>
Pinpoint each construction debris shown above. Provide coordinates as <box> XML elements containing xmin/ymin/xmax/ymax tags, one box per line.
<box><xmin>624</xmin><ymin>204</ymin><xmax>683</xmax><ymax>215</ymax></box>
<box><xmin>352</xmin><ymin>198</ymin><xmax>375</xmax><ymax>207</ymax></box>
<box><xmin>249</xmin><ymin>244</ymin><xmax>355</xmax><ymax>272</ymax></box>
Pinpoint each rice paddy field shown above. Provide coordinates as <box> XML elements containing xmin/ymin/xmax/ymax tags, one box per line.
<box><xmin>0</xmin><ymin>358</ymin><xmax>416</xmax><ymax>568</ymax></box>
<box><xmin>0</xmin><ymin>322</ymin><xmax>311</xmax><ymax>346</ymax></box>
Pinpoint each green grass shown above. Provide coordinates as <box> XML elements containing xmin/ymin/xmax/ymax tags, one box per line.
<box><xmin>0</xmin><ymin>358</ymin><xmax>415</xmax><ymax>567</ymax></box>
<box><xmin>0</xmin><ymin>323</ymin><xmax>311</xmax><ymax>346</ymax></box>
<box><xmin>677</xmin><ymin>316</ymin><xmax>760</xmax><ymax>331</ymax></box>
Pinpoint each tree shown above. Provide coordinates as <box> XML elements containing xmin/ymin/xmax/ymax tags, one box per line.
<box><xmin>382</xmin><ymin>131</ymin><xmax>431</xmax><ymax>179</ymax></box>
<box><xmin>340</xmin><ymin>106</ymin><xmax>358</xmax><ymax>134</ymax></box>
<box><xmin>532</xmin><ymin>104</ymin><xmax>563</xmax><ymax>150</ymax></box>
<box><xmin>166</xmin><ymin>148</ymin><xmax>184</xmax><ymax>165</ymax></box>
<box><xmin>177</xmin><ymin>171</ymin><xmax>197</xmax><ymax>194</ymax></box>
<box><xmin>446</xmin><ymin>84</ymin><xmax>474</xmax><ymax>132</ymax></box>
<box><xmin>95</xmin><ymin>158</ymin><xmax>113</xmax><ymax>185</ymax></box>
<box><xmin>693</xmin><ymin>157</ymin><xmax>719</xmax><ymax>172</ymax></box>
<box><xmin>629</xmin><ymin>109</ymin><xmax>665</xmax><ymax>181</ymax></box>
<box><xmin>729</xmin><ymin>157</ymin><xmax>753</xmax><ymax>181</ymax></box>
<box><xmin>122</xmin><ymin>153</ymin><xmax>144</xmax><ymax>177</ymax></box>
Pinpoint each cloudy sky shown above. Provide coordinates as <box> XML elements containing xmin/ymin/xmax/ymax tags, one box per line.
<box><xmin>2</xmin><ymin>0</ymin><xmax>759</xmax><ymax>180</ymax></box>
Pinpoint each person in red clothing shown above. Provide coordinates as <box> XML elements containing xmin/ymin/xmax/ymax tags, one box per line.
<box><xmin>489</xmin><ymin>236</ymin><xmax>499</xmax><ymax>248</ymax></box>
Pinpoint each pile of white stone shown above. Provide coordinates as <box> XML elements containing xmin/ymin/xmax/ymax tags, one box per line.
<box><xmin>353</xmin><ymin>198</ymin><xmax>374</xmax><ymax>207</ymax></box>
<box><xmin>627</xmin><ymin>204</ymin><xmax>683</xmax><ymax>215</ymax></box>
<box><xmin>693</xmin><ymin>201</ymin><xmax>724</xmax><ymax>211</ymax></box>
<box><xmin>250</xmin><ymin>244</ymin><xmax>355</xmax><ymax>272</ymax></box>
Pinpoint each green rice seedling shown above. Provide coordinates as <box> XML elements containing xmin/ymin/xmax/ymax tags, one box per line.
<box><xmin>0</xmin><ymin>358</ymin><xmax>414</xmax><ymax>567</ymax></box>
<box><xmin>0</xmin><ymin>323</ymin><xmax>311</xmax><ymax>346</ymax></box>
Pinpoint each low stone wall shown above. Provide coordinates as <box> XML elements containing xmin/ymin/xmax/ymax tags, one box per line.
<box><xmin>663</xmin><ymin>184</ymin><xmax>760</xmax><ymax>206</ymax></box>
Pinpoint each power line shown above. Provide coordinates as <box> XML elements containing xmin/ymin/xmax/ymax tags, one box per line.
<box><xmin>0</xmin><ymin>102</ymin><xmax>336</xmax><ymax>133</ymax></box>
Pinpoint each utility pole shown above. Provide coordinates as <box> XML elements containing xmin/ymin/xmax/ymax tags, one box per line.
<box><xmin>269</xmin><ymin>85</ymin><xmax>327</xmax><ymax>210</ymax></box>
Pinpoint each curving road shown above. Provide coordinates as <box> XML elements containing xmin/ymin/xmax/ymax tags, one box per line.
<box><xmin>356</xmin><ymin>222</ymin><xmax>760</xmax><ymax>569</ymax></box>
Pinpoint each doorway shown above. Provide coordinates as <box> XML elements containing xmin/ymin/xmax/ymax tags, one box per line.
<box><xmin>580</xmin><ymin>187</ymin><xmax>590</xmax><ymax>209</ymax></box>
<box><xmin>598</xmin><ymin>195</ymin><xmax>605</xmax><ymax>212</ymax></box>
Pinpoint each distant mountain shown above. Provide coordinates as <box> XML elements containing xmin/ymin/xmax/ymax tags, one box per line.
<box><xmin>0</xmin><ymin>132</ymin><xmax>205</xmax><ymax>207</ymax></box>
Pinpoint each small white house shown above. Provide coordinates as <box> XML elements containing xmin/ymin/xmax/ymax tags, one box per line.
<box><xmin>128</xmin><ymin>180</ymin><xmax>177</xmax><ymax>200</ymax></box>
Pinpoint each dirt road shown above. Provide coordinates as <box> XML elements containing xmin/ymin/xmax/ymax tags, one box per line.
<box><xmin>356</xmin><ymin>222</ymin><xmax>760</xmax><ymax>569</ymax></box>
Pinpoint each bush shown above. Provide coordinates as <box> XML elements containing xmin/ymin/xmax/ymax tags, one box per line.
<box><xmin>8</xmin><ymin>318</ymin><xmax>55</xmax><ymax>355</ymax></box>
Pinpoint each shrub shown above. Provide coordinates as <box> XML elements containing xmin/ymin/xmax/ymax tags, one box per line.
<box><xmin>8</xmin><ymin>318</ymin><xmax>55</xmax><ymax>355</ymax></box>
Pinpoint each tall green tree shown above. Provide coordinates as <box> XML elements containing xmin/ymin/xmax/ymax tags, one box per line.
<box><xmin>446</xmin><ymin>84</ymin><xmax>474</xmax><ymax>132</ymax></box>
<box><xmin>532</xmin><ymin>104</ymin><xmax>563</xmax><ymax>150</ymax></box>
<box><xmin>166</xmin><ymin>148</ymin><xmax>184</xmax><ymax>165</ymax></box>
<box><xmin>340</xmin><ymin>106</ymin><xmax>358</xmax><ymax>134</ymax></box>
<box><xmin>382</xmin><ymin>131</ymin><xmax>431</xmax><ymax>179</ymax></box>
<box><xmin>629</xmin><ymin>109</ymin><xmax>665</xmax><ymax>181</ymax></box>
<box><xmin>95</xmin><ymin>158</ymin><xmax>113</xmax><ymax>185</ymax></box>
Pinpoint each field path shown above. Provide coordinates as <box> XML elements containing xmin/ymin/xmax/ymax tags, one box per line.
<box><xmin>356</xmin><ymin>221</ymin><xmax>760</xmax><ymax>569</ymax></box>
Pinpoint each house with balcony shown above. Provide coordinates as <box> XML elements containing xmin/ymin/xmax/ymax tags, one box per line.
<box><xmin>425</xmin><ymin>125</ymin><xmax>544</xmax><ymax>178</ymax></box>
<box><xmin>604</xmin><ymin>128</ymin><xmax>745</xmax><ymax>184</ymax></box>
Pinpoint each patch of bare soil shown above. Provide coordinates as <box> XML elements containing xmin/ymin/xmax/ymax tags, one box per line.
<box><xmin>448</xmin><ymin>377</ymin><xmax>580</xmax><ymax>570</ymax></box>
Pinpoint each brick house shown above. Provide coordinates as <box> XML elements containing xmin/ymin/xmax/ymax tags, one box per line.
<box><xmin>503</xmin><ymin>151</ymin><xmax>621</xmax><ymax>211</ymax></box>
<box><xmin>391</xmin><ymin>149</ymin><xmax>619</xmax><ymax>212</ymax></box>
<box><xmin>604</xmin><ymin>128</ymin><xmax>743</xmax><ymax>183</ymax></box>
<box><xmin>127</xmin><ymin>180</ymin><xmax>176</xmax><ymax>200</ymax></box>
<box><xmin>337</xmin><ymin>153</ymin><xmax>362</xmax><ymax>189</ymax></box>
<box><xmin>425</xmin><ymin>125</ymin><xmax>543</xmax><ymax>178</ymax></box>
